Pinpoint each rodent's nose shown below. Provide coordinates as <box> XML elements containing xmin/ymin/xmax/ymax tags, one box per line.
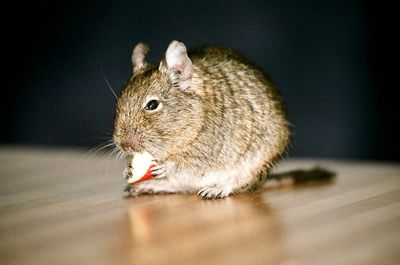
<box><xmin>120</xmin><ymin>134</ymin><xmax>142</xmax><ymax>153</ymax></box>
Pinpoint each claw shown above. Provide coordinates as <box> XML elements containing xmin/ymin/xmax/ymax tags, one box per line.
<box><xmin>151</xmin><ymin>163</ymin><xmax>167</xmax><ymax>179</ymax></box>
<box><xmin>198</xmin><ymin>186</ymin><xmax>230</xmax><ymax>199</ymax></box>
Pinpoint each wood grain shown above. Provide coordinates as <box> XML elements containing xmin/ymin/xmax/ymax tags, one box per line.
<box><xmin>1</xmin><ymin>146</ymin><xmax>399</xmax><ymax>265</ymax></box>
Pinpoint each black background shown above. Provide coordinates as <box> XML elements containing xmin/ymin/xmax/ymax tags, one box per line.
<box><xmin>2</xmin><ymin>0</ymin><xmax>397</xmax><ymax>161</ymax></box>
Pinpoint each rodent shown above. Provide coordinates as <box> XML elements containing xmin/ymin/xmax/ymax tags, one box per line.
<box><xmin>113</xmin><ymin>40</ymin><xmax>291</xmax><ymax>198</ymax></box>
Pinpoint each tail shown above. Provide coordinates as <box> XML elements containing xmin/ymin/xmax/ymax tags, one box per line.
<box><xmin>268</xmin><ymin>167</ymin><xmax>335</xmax><ymax>184</ymax></box>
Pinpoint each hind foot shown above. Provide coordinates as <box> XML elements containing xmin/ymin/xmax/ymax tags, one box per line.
<box><xmin>197</xmin><ymin>186</ymin><xmax>232</xmax><ymax>199</ymax></box>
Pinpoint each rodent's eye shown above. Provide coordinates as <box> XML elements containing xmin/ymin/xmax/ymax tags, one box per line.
<box><xmin>144</xmin><ymin>99</ymin><xmax>161</xmax><ymax>111</ymax></box>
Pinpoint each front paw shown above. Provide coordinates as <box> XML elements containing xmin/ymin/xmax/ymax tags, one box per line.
<box><xmin>123</xmin><ymin>183</ymin><xmax>153</xmax><ymax>195</ymax></box>
<box><xmin>123</xmin><ymin>180</ymin><xmax>176</xmax><ymax>195</ymax></box>
<box><xmin>123</xmin><ymin>166</ymin><xmax>133</xmax><ymax>180</ymax></box>
<box><xmin>123</xmin><ymin>163</ymin><xmax>166</xmax><ymax>183</ymax></box>
<box><xmin>150</xmin><ymin>163</ymin><xmax>167</xmax><ymax>179</ymax></box>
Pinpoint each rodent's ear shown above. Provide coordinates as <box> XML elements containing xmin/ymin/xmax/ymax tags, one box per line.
<box><xmin>132</xmin><ymin>43</ymin><xmax>150</xmax><ymax>73</ymax></box>
<box><xmin>161</xmin><ymin>40</ymin><xmax>193</xmax><ymax>91</ymax></box>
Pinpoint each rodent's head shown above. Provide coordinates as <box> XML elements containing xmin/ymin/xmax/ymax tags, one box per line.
<box><xmin>114</xmin><ymin>41</ymin><xmax>203</xmax><ymax>161</ymax></box>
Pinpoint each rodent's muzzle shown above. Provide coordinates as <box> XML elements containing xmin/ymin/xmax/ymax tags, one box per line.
<box><xmin>117</xmin><ymin>133</ymin><xmax>143</xmax><ymax>154</ymax></box>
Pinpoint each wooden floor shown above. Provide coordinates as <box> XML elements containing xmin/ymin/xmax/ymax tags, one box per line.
<box><xmin>0</xmin><ymin>146</ymin><xmax>399</xmax><ymax>265</ymax></box>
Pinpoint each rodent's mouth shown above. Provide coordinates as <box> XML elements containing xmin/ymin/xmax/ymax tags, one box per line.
<box><xmin>113</xmin><ymin>141</ymin><xmax>140</xmax><ymax>157</ymax></box>
<box><xmin>116</xmin><ymin>142</ymin><xmax>160</xmax><ymax>161</ymax></box>
<box><xmin>117</xmin><ymin>146</ymin><xmax>135</xmax><ymax>157</ymax></box>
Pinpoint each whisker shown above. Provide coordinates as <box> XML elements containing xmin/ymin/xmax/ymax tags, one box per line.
<box><xmin>85</xmin><ymin>141</ymin><xmax>115</xmax><ymax>156</ymax></box>
<box><xmin>101</xmin><ymin>69</ymin><xmax>118</xmax><ymax>100</ymax></box>
<box><xmin>117</xmin><ymin>150</ymin><xmax>125</xmax><ymax>161</ymax></box>
<box><xmin>109</xmin><ymin>146</ymin><xmax>119</xmax><ymax>157</ymax></box>
<box><xmin>97</xmin><ymin>142</ymin><xmax>115</xmax><ymax>152</ymax></box>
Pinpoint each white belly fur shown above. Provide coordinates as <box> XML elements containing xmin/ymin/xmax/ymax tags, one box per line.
<box><xmin>169</xmin><ymin>149</ymin><xmax>268</xmax><ymax>193</ymax></box>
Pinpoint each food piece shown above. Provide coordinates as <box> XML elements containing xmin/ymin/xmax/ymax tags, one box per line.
<box><xmin>127</xmin><ymin>151</ymin><xmax>157</xmax><ymax>184</ymax></box>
